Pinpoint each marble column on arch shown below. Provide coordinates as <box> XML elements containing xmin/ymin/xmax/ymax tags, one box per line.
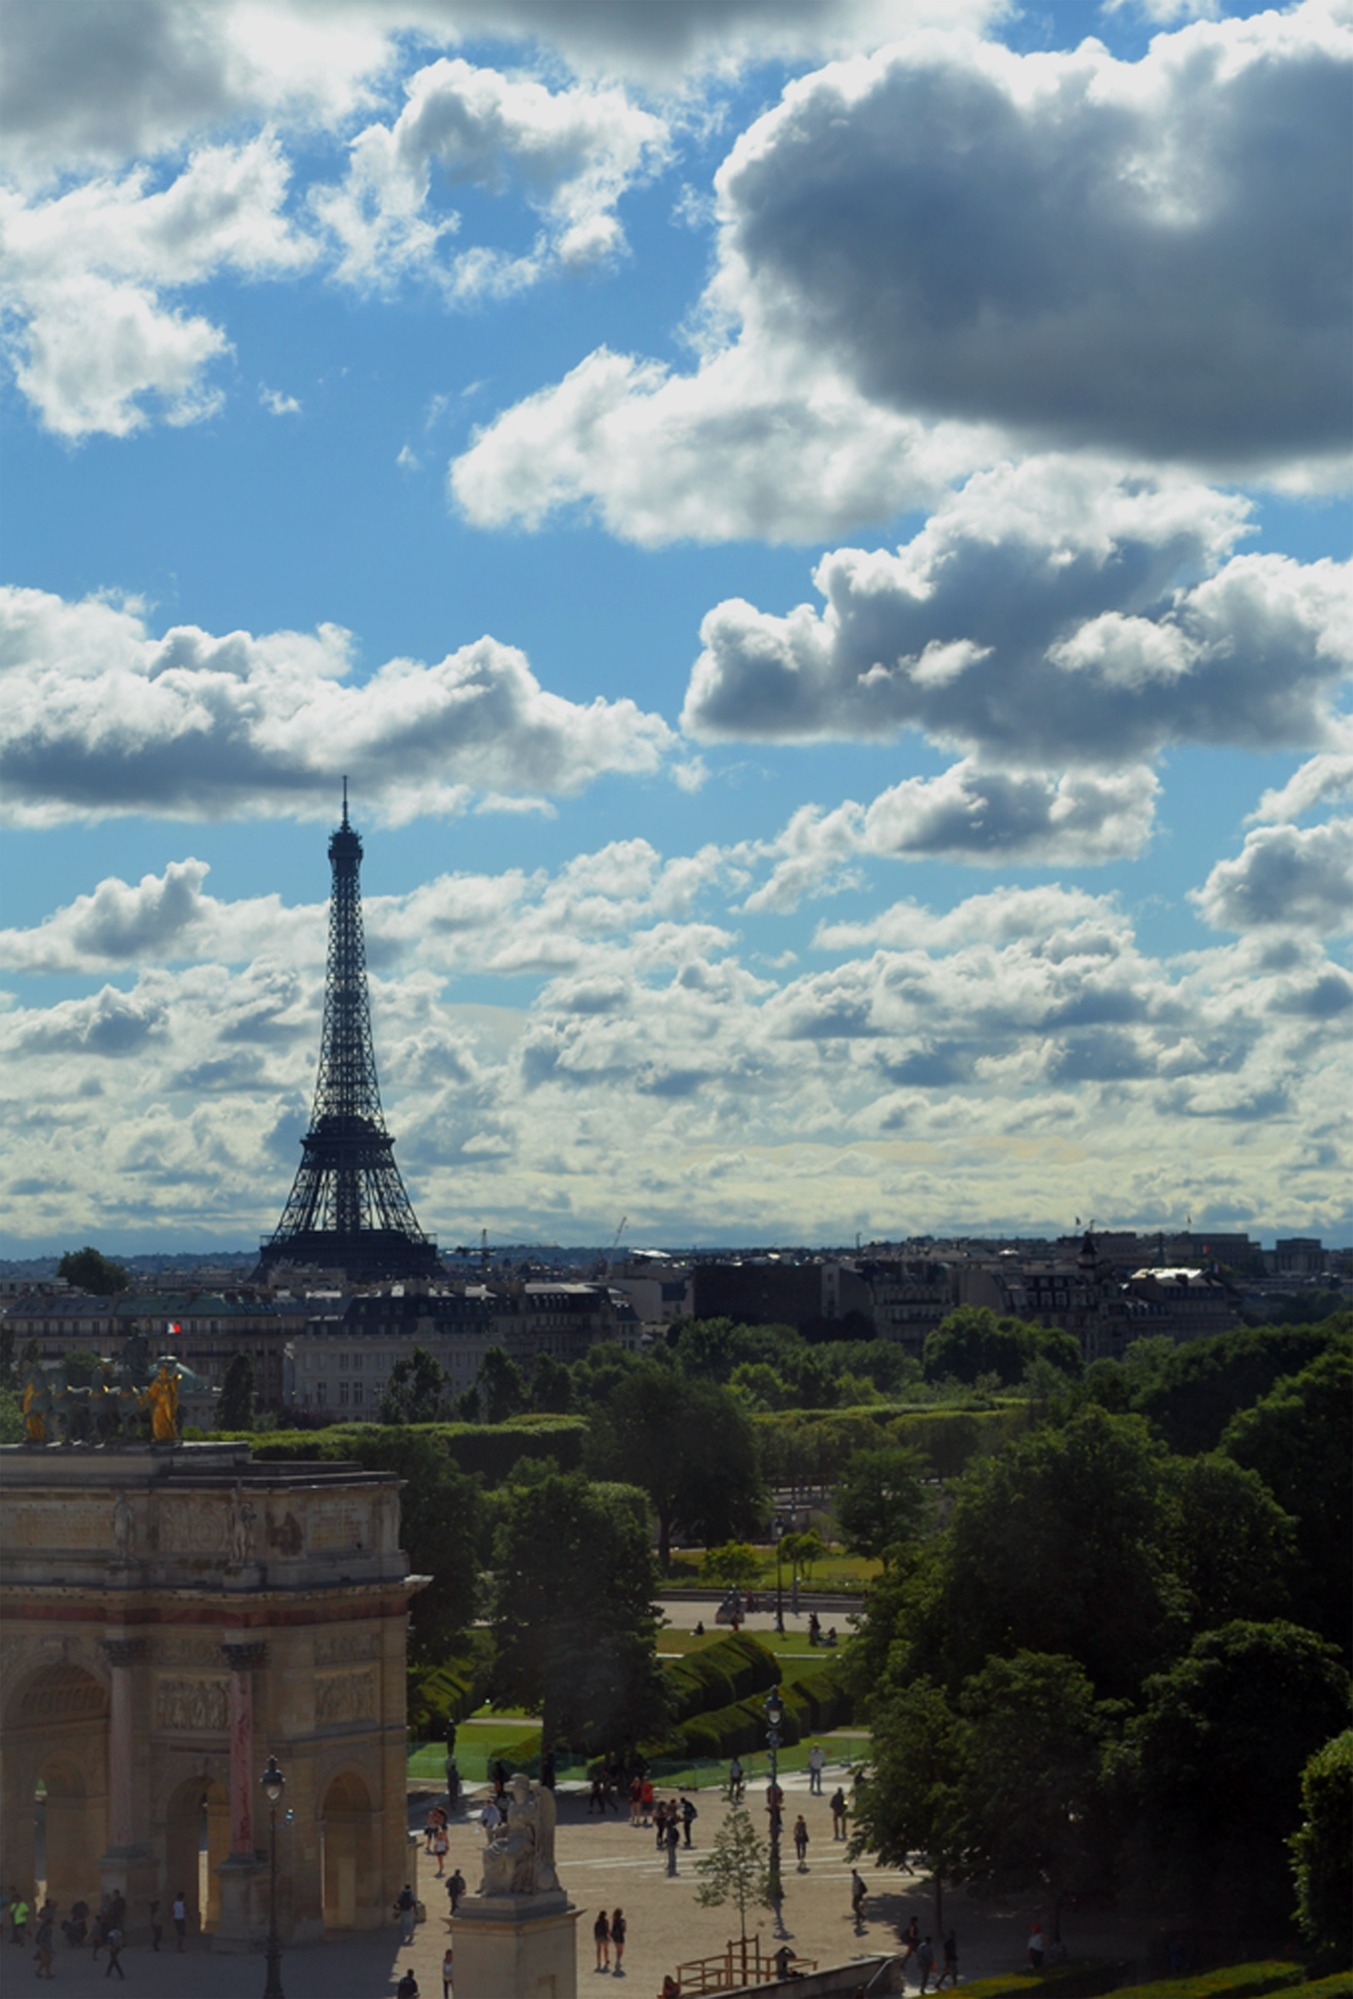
<box><xmin>100</xmin><ymin>1636</ymin><xmax>145</xmax><ymax>1854</ymax></box>
<box><xmin>221</xmin><ymin>1641</ymin><xmax>267</xmax><ymax>1858</ymax></box>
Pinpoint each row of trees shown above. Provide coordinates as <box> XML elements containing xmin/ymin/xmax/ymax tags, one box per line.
<box><xmin>839</xmin><ymin>1327</ymin><xmax>1351</xmax><ymax>1961</ymax></box>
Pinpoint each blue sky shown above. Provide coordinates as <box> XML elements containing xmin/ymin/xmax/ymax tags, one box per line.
<box><xmin>1</xmin><ymin>0</ymin><xmax>1349</xmax><ymax>1255</ymax></box>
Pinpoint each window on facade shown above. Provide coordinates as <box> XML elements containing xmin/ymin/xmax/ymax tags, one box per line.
<box><xmin>352</xmin><ymin>1382</ymin><xmax>364</xmax><ymax>1406</ymax></box>
<box><xmin>339</xmin><ymin>1381</ymin><xmax>350</xmax><ymax>1406</ymax></box>
<box><xmin>339</xmin><ymin>1353</ymin><xmax>348</xmax><ymax>1373</ymax></box>
<box><xmin>316</xmin><ymin>1381</ymin><xmax>327</xmax><ymax>1405</ymax></box>
<box><xmin>352</xmin><ymin>1353</ymin><xmax>362</xmax><ymax>1372</ymax></box>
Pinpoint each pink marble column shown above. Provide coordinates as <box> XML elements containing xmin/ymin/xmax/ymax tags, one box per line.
<box><xmin>222</xmin><ymin>1643</ymin><xmax>267</xmax><ymax>1857</ymax></box>
<box><xmin>100</xmin><ymin>1638</ymin><xmax>144</xmax><ymax>1851</ymax></box>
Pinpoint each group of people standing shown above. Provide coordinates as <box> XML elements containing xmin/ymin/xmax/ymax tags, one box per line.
<box><xmin>3</xmin><ymin>1883</ymin><xmax>190</xmax><ymax>1979</ymax></box>
<box><xmin>592</xmin><ymin>1906</ymin><xmax>628</xmax><ymax>1972</ymax></box>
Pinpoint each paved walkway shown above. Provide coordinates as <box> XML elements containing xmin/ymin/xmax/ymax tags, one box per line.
<box><xmin>22</xmin><ymin>1764</ymin><xmax>1143</xmax><ymax>1997</ymax></box>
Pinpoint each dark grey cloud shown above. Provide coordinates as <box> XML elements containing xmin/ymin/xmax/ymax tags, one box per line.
<box><xmin>683</xmin><ymin>464</ymin><xmax>1352</xmax><ymax>766</ymax></box>
<box><xmin>720</xmin><ymin>12</ymin><xmax>1352</xmax><ymax>468</ymax></box>
<box><xmin>1</xmin><ymin>0</ymin><xmax>984</xmax><ymax>174</ymax></box>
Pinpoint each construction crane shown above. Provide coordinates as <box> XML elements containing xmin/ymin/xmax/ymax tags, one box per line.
<box><xmin>605</xmin><ymin>1216</ymin><xmax>628</xmax><ymax>1272</ymax></box>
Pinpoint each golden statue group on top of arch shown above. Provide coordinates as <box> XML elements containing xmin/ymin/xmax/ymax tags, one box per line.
<box><xmin>19</xmin><ymin>1331</ymin><xmax>185</xmax><ymax>1446</ymax></box>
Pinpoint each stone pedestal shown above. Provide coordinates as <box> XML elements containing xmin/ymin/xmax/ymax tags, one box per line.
<box><xmin>213</xmin><ymin>1854</ymin><xmax>268</xmax><ymax>1952</ymax></box>
<box><xmin>451</xmin><ymin>1892</ymin><xmax>580</xmax><ymax>1999</ymax></box>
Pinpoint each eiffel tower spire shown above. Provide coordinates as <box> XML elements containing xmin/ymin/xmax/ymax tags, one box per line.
<box><xmin>259</xmin><ymin>785</ymin><xmax>440</xmax><ymax>1280</ymax></box>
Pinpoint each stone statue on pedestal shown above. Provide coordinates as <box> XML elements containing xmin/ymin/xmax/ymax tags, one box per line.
<box><xmin>478</xmin><ymin>1774</ymin><xmax>560</xmax><ymax>1898</ymax></box>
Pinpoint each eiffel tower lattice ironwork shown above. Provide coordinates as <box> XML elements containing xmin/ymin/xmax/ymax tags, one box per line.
<box><xmin>259</xmin><ymin>785</ymin><xmax>440</xmax><ymax>1280</ymax></box>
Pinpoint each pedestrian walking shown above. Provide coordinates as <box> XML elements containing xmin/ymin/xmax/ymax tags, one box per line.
<box><xmin>397</xmin><ymin>1969</ymin><xmax>420</xmax><ymax>1999</ymax></box>
<box><xmin>480</xmin><ymin>1797</ymin><xmax>502</xmax><ymax>1838</ymax></box>
<box><xmin>34</xmin><ymin>1907</ymin><xmax>55</xmax><ymax>1979</ymax></box>
<box><xmin>432</xmin><ymin>1825</ymin><xmax>449</xmax><ymax>1875</ymax></box>
<box><xmin>899</xmin><ymin>1917</ymin><xmax>920</xmax><ymax>1967</ymax></box>
<box><xmin>917</xmin><ymin>1935</ymin><xmax>936</xmax><ymax>1993</ymax></box>
<box><xmin>680</xmin><ymin>1796</ymin><xmax>698</xmax><ymax>1847</ymax></box>
<box><xmin>103</xmin><ymin>1924</ymin><xmax>125</xmax><ymax>1980</ymax></box>
<box><xmin>588</xmin><ymin>1772</ymin><xmax>607</xmax><ymax>1815</ymax></box>
<box><xmin>793</xmin><ymin>1814</ymin><xmax>809</xmax><ymax>1869</ymax></box>
<box><xmin>594</xmin><ymin>1908</ymin><xmax>611</xmax><ymax>1970</ymax></box>
<box><xmin>640</xmin><ymin>1777</ymin><xmax>655</xmax><ymax>1826</ymax></box>
<box><xmin>937</xmin><ymin>1929</ymin><xmax>959</xmax><ymax>1988</ymax></box>
<box><xmin>830</xmin><ymin>1787</ymin><xmax>847</xmax><ymax>1840</ymax></box>
<box><xmin>727</xmin><ymin>1756</ymin><xmax>744</xmax><ymax>1803</ymax></box>
<box><xmin>395</xmin><ymin>1883</ymin><xmax>417</xmax><ymax>1945</ymax></box>
<box><xmin>172</xmin><ymin>1889</ymin><xmax>188</xmax><ymax>1951</ymax></box>
<box><xmin>850</xmin><ymin>1870</ymin><xmax>867</xmax><ymax>1927</ymax></box>
<box><xmin>665</xmin><ymin>1817</ymin><xmax>680</xmax><ymax>1876</ymax></box>
<box><xmin>654</xmin><ymin>1798</ymin><xmax>668</xmax><ymax>1851</ymax></box>
<box><xmin>611</xmin><ymin>1909</ymin><xmax>626</xmax><ymax>1974</ymax></box>
<box><xmin>147</xmin><ymin>1898</ymin><xmax>163</xmax><ymax>1951</ymax></box>
<box><xmin>442</xmin><ymin>1944</ymin><xmax>455</xmax><ymax>1997</ymax></box>
<box><xmin>11</xmin><ymin>1891</ymin><xmax>30</xmax><ymax>1946</ymax></box>
<box><xmin>807</xmin><ymin>1743</ymin><xmax>825</xmax><ymax>1795</ymax></box>
<box><xmin>1027</xmin><ymin>1924</ymin><xmax>1044</xmax><ymax>1971</ymax></box>
<box><xmin>628</xmin><ymin>1776</ymin><xmax>642</xmax><ymax>1826</ymax></box>
<box><xmin>447</xmin><ymin>1867</ymin><xmax>466</xmax><ymax>1915</ymax></box>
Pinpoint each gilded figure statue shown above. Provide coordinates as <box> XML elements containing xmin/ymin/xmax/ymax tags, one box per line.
<box><xmin>143</xmin><ymin>1360</ymin><xmax>181</xmax><ymax>1443</ymax></box>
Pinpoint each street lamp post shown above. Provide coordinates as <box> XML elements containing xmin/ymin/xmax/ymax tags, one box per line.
<box><xmin>764</xmin><ymin>1687</ymin><xmax>785</xmax><ymax>1934</ymax></box>
<box><xmin>261</xmin><ymin>1755</ymin><xmax>286</xmax><ymax>1999</ymax></box>
<box><xmin>773</xmin><ymin>1516</ymin><xmax>785</xmax><ymax>1635</ymax></box>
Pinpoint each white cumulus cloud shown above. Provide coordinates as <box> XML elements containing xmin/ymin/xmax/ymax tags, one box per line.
<box><xmin>0</xmin><ymin>585</ymin><xmax>677</xmax><ymax>825</ymax></box>
<box><xmin>1192</xmin><ymin>820</ymin><xmax>1353</xmax><ymax>934</ymax></box>
<box><xmin>452</xmin><ymin>5</ymin><xmax>1353</xmax><ymax>543</ymax></box>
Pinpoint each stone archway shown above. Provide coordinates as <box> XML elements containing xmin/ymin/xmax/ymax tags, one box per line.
<box><xmin>320</xmin><ymin>1769</ymin><xmax>379</xmax><ymax>1932</ymax></box>
<box><xmin>164</xmin><ymin>1774</ymin><xmax>230</xmax><ymax>1937</ymax></box>
<box><xmin>1</xmin><ymin>1662</ymin><xmax>108</xmax><ymax>1908</ymax></box>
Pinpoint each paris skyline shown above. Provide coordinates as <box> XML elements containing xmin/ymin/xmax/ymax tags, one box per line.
<box><xmin>1</xmin><ymin>0</ymin><xmax>1350</xmax><ymax>1255</ymax></box>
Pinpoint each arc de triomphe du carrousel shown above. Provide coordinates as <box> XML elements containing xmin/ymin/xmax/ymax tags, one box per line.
<box><xmin>0</xmin><ymin>1371</ymin><xmax>423</xmax><ymax>1949</ymax></box>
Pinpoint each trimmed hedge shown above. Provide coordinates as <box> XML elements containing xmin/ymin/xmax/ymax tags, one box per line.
<box><xmin>227</xmin><ymin>1417</ymin><xmax>587</xmax><ymax>1481</ymax></box>
<box><xmin>407</xmin><ymin>1635</ymin><xmax>494</xmax><ymax>1739</ymax></box>
<box><xmin>660</xmin><ymin>1635</ymin><xmax>781</xmax><ymax>1726</ymax></box>
<box><xmin>754</xmin><ymin>1404</ymin><xmax>1026</xmax><ymax>1485</ymax></box>
<box><xmin>1300</xmin><ymin>1977</ymin><xmax>1353</xmax><ymax>1999</ymax></box>
<box><xmin>959</xmin><ymin>1964</ymin><xmax>1125</xmax><ymax>1999</ymax></box>
<box><xmin>649</xmin><ymin>1640</ymin><xmax>852</xmax><ymax>1762</ymax></box>
<box><xmin>959</xmin><ymin>1964</ymin><xmax>1306</xmax><ymax>1999</ymax></box>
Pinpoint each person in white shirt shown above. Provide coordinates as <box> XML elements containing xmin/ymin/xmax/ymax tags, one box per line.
<box><xmin>807</xmin><ymin>1744</ymin><xmax>826</xmax><ymax>1794</ymax></box>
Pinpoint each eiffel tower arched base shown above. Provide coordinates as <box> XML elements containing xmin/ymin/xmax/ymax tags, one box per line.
<box><xmin>257</xmin><ymin>1228</ymin><xmax>443</xmax><ymax>1284</ymax></box>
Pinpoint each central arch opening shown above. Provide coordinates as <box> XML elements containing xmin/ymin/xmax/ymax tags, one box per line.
<box><xmin>165</xmin><ymin>1776</ymin><xmax>229</xmax><ymax>1936</ymax></box>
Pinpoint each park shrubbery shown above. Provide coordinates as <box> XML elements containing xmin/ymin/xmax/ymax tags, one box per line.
<box><xmin>650</xmin><ymin>1644</ymin><xmax>851</xmax><ymax>1762</ymax></box>
<box><xmin>957</xmin><ymin>1965</ymin><xmax>1309</xmax><ymax>1999</ymax></box>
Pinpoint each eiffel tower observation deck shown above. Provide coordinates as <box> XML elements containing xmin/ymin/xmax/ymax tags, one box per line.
<box><xmin>259</xmin><ymin>786</ymin><xmax>441</xmax><ymax>1281</ymax></box>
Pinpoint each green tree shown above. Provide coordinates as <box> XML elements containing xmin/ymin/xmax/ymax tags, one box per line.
<box><xmin>57</xmin><ymin>1246</ymin><xmax>130</xmax><ymax>1295</ymax></box>
<box><xmin>1290</xmin><ymin>1729</ymin><xmax>1353</xmax><ymax>1967</ymax></box>
<box><xmin>62</xmin><ymin>1348</ymin><xmax>103</xmax><ymax>1387</ymax></box>
<box><xmin>490</xmin><ymin>1464</ymin><xmax>666</xmax><ymax>1755</ymax></box>
<box><xmin>917</xmin><ymin>1406</ymin><xmax>1183</xmax><ymax>1699</ymax></box>
<box><xmin>530</xmin><ymin>1353</ymin><xmax>574</xmax><ymax>1414</ymax></box>
<box><xmin>585</xmin><ymin>1361</ymin><xmax>764</xmax><ymax>1569</ymax></box>
<box><xmin>216</xmin><ymin>1352</ymin><xmax>256</xmax><ymax>1429</ymax></box>
<box><xmin>955</xmin><ymin>1652</ymin><xmax>1113</xmax><ymax>1934</ymax></box>
<box><xmin>702</xmin><ymin>1542</ymin><xmax>763</xmax><ymax>1589</ymax></box>
<box><xmin>1223</xmin><ymin>1343</ymin><xmax>1353</xmax><ymax>1652</ymax></box>
<box><xmin>694</xmin><ymin>1806</ymin><xmax>773</xmax><ymax>1939</ymax></box>
<box><xmin>780</xmin><ymin>1527</ymin><xmax>825</xmax><ymax>1580</ymax></box>
<box><xmin>1115</xmin><ymin>1620</ymin><xmax>1352</xmax><ymax>1931</ymax></box>
<box><xmin>379</xmin><ymin>1347</ymin><xmax>450</xmax><ymax>1424</ymax></box>
<box><xmin>1161</xmin><ymin>1450</ymin><xmax>1295</xmax><ymax>1635</ymax></box>
<box><xmin>851</xmin><ymin>1675</ymin><xmax>965</xmax><ymax>1930</ymax></box>
<box><xmin>476</xmin><ymin>1346</ymin><xmax>527</xmax><ymax>1424</ymax></box>
<box><xmin>922</xmin><ymin>1307</ymin><xmax>1025</xmax><ymax>1386</ymax></box>
<box><xmin>835</xmin><ymin>1444</ymin><xmax>929</xmax><ymax>1563</ymax></box>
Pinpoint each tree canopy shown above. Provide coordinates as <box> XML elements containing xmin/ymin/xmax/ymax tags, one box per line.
<box><xmin>216</xmin><ymin>1352</ymin><xmax>256</xmax><ymax>1430</ymax></box>
<box><xmin>1290</xmin><ymin>1729</ymin><xmax>1353</xmax><ymax>1966</ymax></box>
<box><xmin>489</xmin><ymin>1462</ymin><xmax>666</xmax><ymax>1755</ymax></box>
<box><xmin>923</xmin><ymin>1306</ymin><xmax>1081</xmax><ymax>1388</ymax></box>
<box><xmin>585</xmin><ymin>1360</ymin><xmax>764</xmax><ymax>1567</ymax></box>
<box><xmin>57</xmin><ymin>1246</ymin><xmax>129</xmax><ymax>1295</ymax></box>
<box><xmin>834</xmin><ymin>1443</ymin><xmax>929</xmax><ymax>1562</ymax></box>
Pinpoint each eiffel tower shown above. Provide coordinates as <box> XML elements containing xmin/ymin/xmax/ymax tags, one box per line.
<box><xmin>259</xmin><ymin>784</ymin><xmax>440</xmax><ymax>1281</ymax></box>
